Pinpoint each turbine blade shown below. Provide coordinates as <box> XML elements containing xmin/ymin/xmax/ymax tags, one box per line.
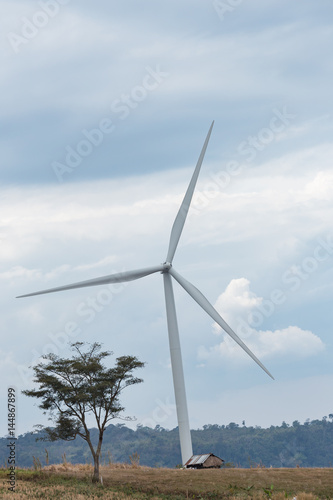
<box><xmin>17</xmin><ymin>265</ymin><xmax>164</xmax><ymax>298</ymax></box>
<box><xmin>166</xmin><ymin>121</ymin><xmax>214</xmax><ymax>263</ymax></box>
<box><xmin>169</xmin><ymin>267</ymin><xmax>274</xmax><ymax>380</ymax></box>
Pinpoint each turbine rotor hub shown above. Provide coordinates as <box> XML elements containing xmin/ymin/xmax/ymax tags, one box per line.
<box><xmin>162</xmin><ymin>261</ymin><xmax>172</xmax><ymax>273</ymax></box>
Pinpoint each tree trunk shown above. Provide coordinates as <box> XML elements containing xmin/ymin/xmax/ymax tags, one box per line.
<box><xmin>92</xmin><ymin>454</ymin><xmax>100</xmax><ymax>483</ymax></box>
<box><xmin>84</xmin><ymin>430</ymin><xmax>100</xmax><ymax>483</ymax></box>
<box><xmin>92</xmin><ymin>433</ymin><xmax>103</xmax><ymax>483</ymax></box>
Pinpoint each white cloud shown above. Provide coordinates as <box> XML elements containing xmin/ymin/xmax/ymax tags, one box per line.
<box><xmin>303</xmin><ymin>171</ymin><xmax>333</xmax><ymax>202</ymax></box>
<box><xmin>0</xmin><ymin>265</ymin><xmax>42</xmax><ymax>281</ymax></box>
<box><xmin>198</xmin><ymin>278</ymin><xmax>325</xmax><ymax>363</ymax></box>
<box><xmin>203</xmin><ymin>325</ymin><xmax>324</xmax><ymax>361</ymax></box>
<box><xmin>212</xmin><ymin>278</ymin><xmax>260</xmax><ymax>329</ymax></box>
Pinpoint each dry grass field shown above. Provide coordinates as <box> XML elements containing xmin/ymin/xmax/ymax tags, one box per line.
<box><xmin>1</xmin><ymin>463</ymin><xmax>333</xmax><ymax>499</ymax></box>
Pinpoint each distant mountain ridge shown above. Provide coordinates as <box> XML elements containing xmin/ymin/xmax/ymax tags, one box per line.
<box><xmin>1</xmin><ymin>417</ymin><xmax>333</xmax><ymax>469</ymax></box>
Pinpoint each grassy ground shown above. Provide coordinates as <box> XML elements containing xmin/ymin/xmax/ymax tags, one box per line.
<box><xmin>0</xmin><ymin>463</ymin><xmax>333</xmax><ymax>499</ymax></box>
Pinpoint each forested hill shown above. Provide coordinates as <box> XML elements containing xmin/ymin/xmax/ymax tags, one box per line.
<box><xmin>1</xmin><ymin>417</ymin><xmax>333</xmax><ymax>469</ymax></box>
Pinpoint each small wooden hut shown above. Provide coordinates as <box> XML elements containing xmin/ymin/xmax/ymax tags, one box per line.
<box><xmin>185</xmin><ymin>453</ymin><xmax>224</xmax><ymax>469</ymax></box>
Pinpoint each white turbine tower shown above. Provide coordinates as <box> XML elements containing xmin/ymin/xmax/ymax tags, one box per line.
<box><xmin>17</xmin><ymin>121</ymin><xmax>274</xmax><ymax>465</ymax></box>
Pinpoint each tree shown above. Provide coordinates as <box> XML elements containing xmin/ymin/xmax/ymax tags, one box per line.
<box><xmin>22</xmin><ymin>342</ymin><xmax>144</xmax><ymax>482</ymax></box>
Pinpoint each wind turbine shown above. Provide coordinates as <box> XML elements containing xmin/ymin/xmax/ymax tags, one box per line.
<box><xmin>17</xmin><ymin>121</ymin><xmax>274</xmax><ymax>465</ymax></box>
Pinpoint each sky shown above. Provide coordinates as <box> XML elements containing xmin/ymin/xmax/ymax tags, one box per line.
<box><xmin>1</xmin><ymin>0</ymin><xmax>333</xmax><ymax>443</ymax></box>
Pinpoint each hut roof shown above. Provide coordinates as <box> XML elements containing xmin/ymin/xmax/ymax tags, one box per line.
<box><xmin>185</xmin><ymin>453</ymin><xmax>224</xmax><ymax>467</ymax></box>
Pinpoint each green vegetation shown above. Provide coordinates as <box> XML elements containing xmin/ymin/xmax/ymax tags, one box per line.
<box><xmin>21</xmin><ymin>342</ymin><xmax>144</xmax><ymax>482</ymax></box>
<box><xmin>1</xmin><ymin>416</ymin><xmax>333</xmax><ymax>470</ymax></box>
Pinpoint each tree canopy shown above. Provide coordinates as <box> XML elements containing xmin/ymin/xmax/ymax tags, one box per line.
<box><xmin>22</xmin><ymin>342</ymin><xmax>144</xmax><ymax>481</ymax></box>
